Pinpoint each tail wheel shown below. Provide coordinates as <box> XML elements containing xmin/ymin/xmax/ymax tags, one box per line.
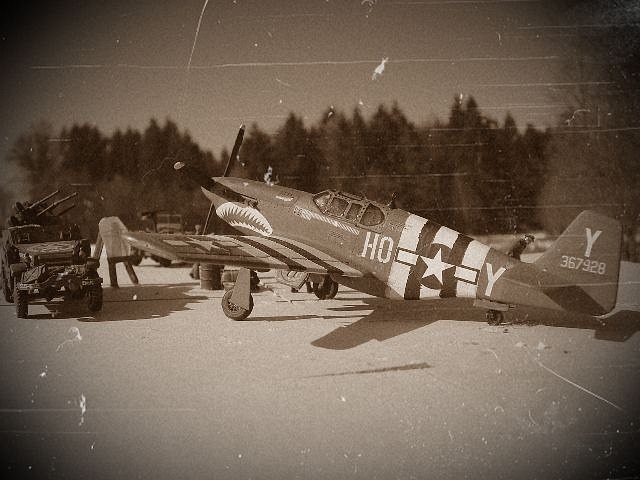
<box><xmin>15</xmin><ymin>285</ymin><xmax>28</xmax><ymax>319</ymax></box>
<box><xmin>221</xmin><ymin>289</ymin><xmax>253</xmax><ymax>321</ymax></box>
<box><xmin>486</xmin><ymin>310</ymin><xmax>504</xmax><ymax>326</ymax></box>
<box><xmin>87</xmin><ymin>286</ymin><xmax>103</xmax><ymax>312</ymax></box>
<box><xmin>312</xmin><ymin>277</ymin><xmax>338</xmax><ymax>300</ymax></box>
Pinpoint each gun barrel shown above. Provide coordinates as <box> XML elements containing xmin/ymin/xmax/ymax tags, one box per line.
<box><xmin>54</xmin><ymin>204</ymin><xmax>76</xmax><ymax>217</ymax></box>
<box><xmin>36</xmin><ymin>192</ymin><xmax>78</xmax><ymax>216</ymax></box>
<box><xmin>30</xmin><ymin>190</ymin><xmax>60</xmax><ymax>209</ymax></box>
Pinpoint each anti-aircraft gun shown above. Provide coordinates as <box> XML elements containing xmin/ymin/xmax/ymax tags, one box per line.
<box><xmin>1</xmin><ymin>190</ymin><xmax>102</xmax><ymax>318</ymax></box>
<box><xmin>8</xmin><ymin>190</ymin><xmax>78</xmax><ymax>227</ymax></box>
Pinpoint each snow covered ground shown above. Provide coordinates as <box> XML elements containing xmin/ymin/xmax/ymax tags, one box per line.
<box><xmin>0</xmin><ymin>257</ymin><xmax>639</xmax><ymax>479</ymax></box>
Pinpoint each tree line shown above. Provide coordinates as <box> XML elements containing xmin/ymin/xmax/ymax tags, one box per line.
<box><xmin>5</xmin><ymin>96</ymin><xmax>561</xmax><ymax>239</ymax></box>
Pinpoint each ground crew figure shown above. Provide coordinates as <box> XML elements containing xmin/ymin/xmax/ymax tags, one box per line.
<box><xmin>632</xmin><ymin>225</ymin><xmax>640</xmax><ymax>263</ymax></box>
<box><xmin>508</xmin><ymin>234</ymin><xmax>535</xmax><ymax>261</ymax></box>
<box><xmin>95</xmin><ymin>217</ymin><xmax>139</xmax><ymax>288</ymax></box>
<box><xmin>190</xmin><ymin>224</ymin><xmax>203</xmax><ymax>280</ymax></box>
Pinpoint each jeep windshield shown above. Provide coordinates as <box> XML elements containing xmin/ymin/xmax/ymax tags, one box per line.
<box><xmin>9</xmin><ymin>225</ymin><xmax>80</xmax><ymax>244</ymax></box>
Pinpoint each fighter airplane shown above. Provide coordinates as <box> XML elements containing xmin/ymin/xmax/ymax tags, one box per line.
<box><xmin>122</xmin><ymin>126</ymin><xmax>622</xmax><ymax>323</ymax></box>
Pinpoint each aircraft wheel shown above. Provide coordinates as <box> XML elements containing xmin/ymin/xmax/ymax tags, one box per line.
<box><xmin>312</xmin><ymin>277</ymin><xmax>338</xmax><ymax>300</ymax></box>
<box><xmin>486</xmin><ymin>310</ymin><xmax>504</xmax><ymax>326</ymax></box>
<box><xmin>15</xmin><ymin>285</ymin><xmax>28</xmax><ymax>319</ymax></box>
<box><xmin>87</xmin><ymin>285</ymin><xmax>103</xmax><ymax>312</ymax></box>
<box><xmin>221</xmin><ymin>289</ymin><xmax>253</xmax><ymax>321</ymax></box>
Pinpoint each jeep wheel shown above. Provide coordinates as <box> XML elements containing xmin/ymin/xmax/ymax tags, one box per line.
<box><xmin>15</xmin><ymin>285</ymin><xmax>28</xmax><ymax>319</ymax></box>
<box><xmin>87</xmin><ymin>286</ymin><xmax>103</xmax><ymax>312</ymax></box>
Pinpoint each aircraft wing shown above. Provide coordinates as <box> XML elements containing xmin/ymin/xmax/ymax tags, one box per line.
<box><xmin>121</xmin><ymin>231</ymin><xmax>363</xmax><ymax>277</ymax></box>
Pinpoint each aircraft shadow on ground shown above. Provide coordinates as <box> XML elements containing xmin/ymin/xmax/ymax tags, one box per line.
<box><xmin>310</xmin><ymin>295</ymin><xmax>640</xmax><ymax>350</ymax></box>
<box><xmin>26</xmin><ymin>284</ymin><xmax>209</xmax><ymax>322</ymax></box>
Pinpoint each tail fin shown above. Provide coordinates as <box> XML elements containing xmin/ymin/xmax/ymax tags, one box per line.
<box><xmin>535</xmin><ymin>210</ymin><xmax>622</xmax><ymax>315</ymax></box>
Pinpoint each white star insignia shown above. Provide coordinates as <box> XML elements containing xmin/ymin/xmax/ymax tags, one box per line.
<box><xmin>420</xmin><ymin>249</ymin><xmax>454</xmax><ymax>285</ymax></box>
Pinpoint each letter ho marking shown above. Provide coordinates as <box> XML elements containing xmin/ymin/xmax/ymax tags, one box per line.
<box><xmin>361</xmin><ymin>232</ymin><xmax>394</xmax><ymax>264</ymax></box>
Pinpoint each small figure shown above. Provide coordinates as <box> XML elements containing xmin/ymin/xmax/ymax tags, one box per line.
<box><xmin>264</xmin><ymin>166</ymin><xmax>279</xmax><ymax>186</ymax></box>
<box><xmin>190</xmin><ymin>224</ymin><xmax>203</xmax><ymax>279</ymax></box>
<box><xmin>508</xmin><ymin>234</ymin><xmax>535</xmax><ymax>261</ymax></box>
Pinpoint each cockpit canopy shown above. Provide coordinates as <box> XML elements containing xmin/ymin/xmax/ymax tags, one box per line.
<box><xmin>313</xmin><ymin>190</ymin><xmax>387</xmax><ymax>227</ymax></box>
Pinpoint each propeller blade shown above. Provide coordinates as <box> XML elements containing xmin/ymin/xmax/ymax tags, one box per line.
<box><xmin>223</xmin><ymin>124</ymin><xmax>245</xmax><ymax>178</ymax></box>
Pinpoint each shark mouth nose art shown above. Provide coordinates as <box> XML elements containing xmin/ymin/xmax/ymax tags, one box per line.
<box><xmin>216</xmin><ymin>202</ymin><xmax>273</xmax><ymax>236</ymax></box>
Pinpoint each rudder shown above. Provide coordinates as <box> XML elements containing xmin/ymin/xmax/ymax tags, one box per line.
<box><xmin>535</xmin><ymin>210</ymin><xmax>622</xmax><ymax>315</ymax></box>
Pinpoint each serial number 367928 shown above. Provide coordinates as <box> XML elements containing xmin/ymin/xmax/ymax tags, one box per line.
<box><xmin>560</xmin><ymin>255</ymin><xmax>606</xmax><ymax>275</ymax></box>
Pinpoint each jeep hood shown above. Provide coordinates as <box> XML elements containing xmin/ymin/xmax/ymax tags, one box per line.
<box><xmin>14</xmin><ymin>241</ymin><xmax>78</xmax><ymax>256</ymax></box>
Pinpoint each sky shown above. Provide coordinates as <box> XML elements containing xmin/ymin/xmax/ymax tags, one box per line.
<box><xmin>0</xmin><ymin>0</ymin><xmax>605</xmax><ymax>166</ymax></box>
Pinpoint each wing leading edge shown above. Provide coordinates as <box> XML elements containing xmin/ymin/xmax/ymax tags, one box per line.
<box><xmin>121</xmin><ymin>231</ymin><xmax>363</xmax><ymax>277</ymax></box>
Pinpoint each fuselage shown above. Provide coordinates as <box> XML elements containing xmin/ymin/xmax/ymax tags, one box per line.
<box><xmin>199</xmin><ymin>176</ymin><xmax>554</xmax><ymax>308</ymax></box>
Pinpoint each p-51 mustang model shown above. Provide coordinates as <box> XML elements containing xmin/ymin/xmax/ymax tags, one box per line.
<box><xmin>122</xmin><ymin>126</ymin><xmax>622</xmax><ymax>322</ymax></box>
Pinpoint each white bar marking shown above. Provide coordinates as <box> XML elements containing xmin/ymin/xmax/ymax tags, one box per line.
<box><xmin>456</xmin><ymin>281</ymin><xmax>477</xmax><ymax>298</ymax></box>
<box><xmin>462</xmin><ymin>240</ymin><xmax>491</xmax><ymax>270</ymax></box>
<box><xmin>432</xmin><ymin>226</ymin><xmax>458</xmax><ymax>248</ymax></box>
<box><xmin>455</xmin><ymin>266</ymin><xmax>477</xmax><ymax>283</ymax></box>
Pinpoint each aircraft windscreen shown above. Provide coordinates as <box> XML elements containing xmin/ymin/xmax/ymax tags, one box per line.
<box><xmin>326</xmin><ymin>197</ymin><xmax>349</xmax><ymax>216</ymax></box>
<box><xmin>360</xmin><ymin>204</ymin><xmax>385</xmax><ymax>226</ymax></box>
<box><xmin>345</xmin><ymin>203</ymin><xmax>363</xmax><ymax>221</ymax></box>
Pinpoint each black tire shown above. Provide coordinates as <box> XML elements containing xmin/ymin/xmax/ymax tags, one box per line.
<box><xmin>221</xmin><ymin>289</ymin><xmax>253</xmax><ymax>321</ymax></box>
<box><xmin>129</xmin><ymin>249</ymin><xmax>143</xmax><ymax>266</ymax></box>
<box><xmin>312</xmin><ymin>278</ymin><xmax>339</xmax><ymax>300</ymax></box>
<box><xmin>486</xmin><ymin>310</ymin><xmax>504</xmax><ymax>326</ymax></box>
<box><xmin>15</xmin><ymin>285</ymin><xmax>28</xmax><ymax>319</ymax></box>
<box><xmin>87</xmin><ymin>286</ymin><xmax>103</xmax><ymax>312</ymax></box>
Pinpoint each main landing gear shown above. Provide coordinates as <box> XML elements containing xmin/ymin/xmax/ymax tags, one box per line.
<box><xmin>221</xmin><ymin>268</ymin><xmax>254</xmax><ymax>321</ymax></box>
<box><xmin>312</xmin><ymin>276</ymin><xmax>338</xmax><ymax>300</ymax></box>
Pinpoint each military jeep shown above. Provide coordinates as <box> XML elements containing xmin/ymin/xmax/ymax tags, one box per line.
<box><xmin>1</xmin><ymin>223</ymin><xmax>103</xmax><ymax>318</ymax></box>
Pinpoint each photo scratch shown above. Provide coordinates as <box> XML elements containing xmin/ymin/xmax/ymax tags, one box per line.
<box><xmin>56</xmin><ymin>327</ymin><xmax>82</xmax><ymax>352</ymax></box>
<box><xmin>372</xmin><ymin>57</ymin><xmax>389</xmax><ymax>81</ymax></box>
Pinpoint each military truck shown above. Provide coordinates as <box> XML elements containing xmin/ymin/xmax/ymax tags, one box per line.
<box><xmin>1</xmin><ymin>191</ymin><xmax>103</xmax><ymax>318</ymax></box>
